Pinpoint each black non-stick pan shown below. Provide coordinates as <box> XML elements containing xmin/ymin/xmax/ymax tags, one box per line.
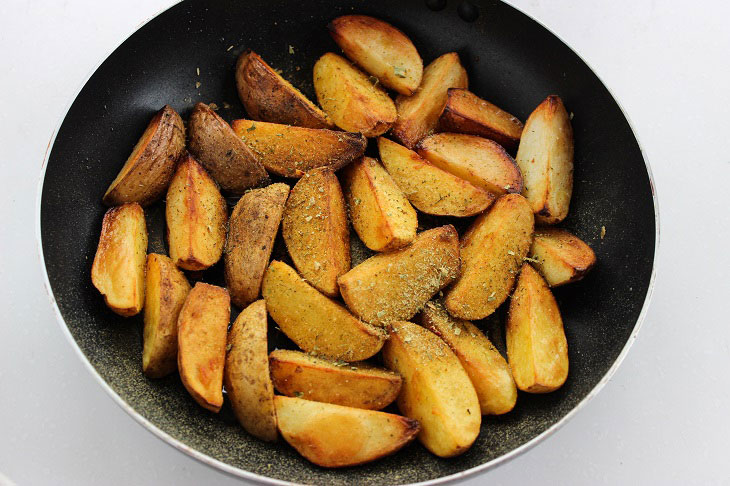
<box><xmin>38</xmin><ymin>0</ymin><xmax>658</xmax><ymax>484</ymax></box>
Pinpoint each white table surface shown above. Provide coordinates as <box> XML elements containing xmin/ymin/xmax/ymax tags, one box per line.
<box><xmin>1</xmin><ymin>0</ymin><xmax>728</xmax><ymax>484</ymax></box>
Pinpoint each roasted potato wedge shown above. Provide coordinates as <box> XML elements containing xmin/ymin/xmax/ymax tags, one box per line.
<box><xmin>439</xmin><ymin>89</ymin><xmax>523</xmax><ymax>151</ymax></box>
<box><xmin>313</xmin><ymin>52</ymin><xmax>397</xmax><ymax>137</ymax></box>
<box><xmin>515</xmin><ymin>95</ymin><xmax>574</xmax><ymax>224</ymax></box>
<box><xmin>177</xmin><ymin>283</ymin><xmax>230</xmax><ymax>412</ymax></box>
<box><xmin>530</xmin><ymin>228</ymin><xmax>596</xmax><ymax>287</ymax></box>
<box><xmin>236</xmin><ymin>50</ymin><xmax>334</xmax><ymax>129</ymax></box>
<box><xmin>224</xmin><ymin>300</ymin><xmax>277</xmax><ymax>441</ymax></box>
<box><xmin>187</xmin><ymin>102</ymin><xmax>269</xmax><ymax>194</ymax></box>
<box><xmin>420</xmin><ymin>300</ymin><xmax>517</xmax><ymax>415</ymax></box>
<box><xmin>391</xmin><ymin>52</ymin><xmax>468</xmax><ymax>148</ymax></box>
<box><xmin>282</xmin><ymin>169</ymin><xmax>349</xmax><ymax>297</ymax></box>
<box><xmin>262</xmin><ymin>261</ymin><xmax>386</xmax><ymax>361</ymax></box>
<box><xmin>417</xmin><ymin>133</ymin><xmax>523</xmax><ymax>196</ymax></box>
<box><xmin>275</xmin><ymin>396</ymin><xmax>419</xmax><ymax>468</ymax></box>
<box><xmin>230</xmin><ymin>119</ymin><xmax>366</xmax><ymax>177</ymax></box>
<box><xmin>383</xmin><ymin>321</ymin><xmax>480</xmax><ymax>457</ymax></box>
<box><xmin>103</xmin><ymin>105</ymin><xmax>185</xmax><ymax>206</ymax></box>
<box><xmin>142</xmin><ymin>253</ymin><xmax>191</xmax><ymax>378</ymax></box>
<box><xmin>342</xmin><ymin>156</ymin><xmax>417</xmax><ymax>252</ymax></box>
<box><xmin>269</xmin><ymin>349</ymin><xmax>402</xmax><ymax>410</ymax></box>
<box><xmin>444</xmin><ymin>194</ymin><xmax>534</xmax><ymax>320</ymax></box>
<box><xmin>378</xmin><ymin>137</ymin><xmax>494</xmax><ymax>217</ymax></box>
<box><xmin>328</xmin><ymin>15</ymin><xmax>423</xmax><ymax>95</ymax></box>
<box><xmin>507</xmin><ymin>264</ymin><xmax>569</xmax><ymax>392</ymax></box>
<box><xmin>166</xmin><ymin>154</ymin><xmax>227</xmax><ymax>271</ymax></box>
<box><xmin>91</xmin><ymin>203</ymin><xmax>147</xmax><ymax>316</ymax></box>
<box><xmin>224</xmin><ymin>183</ymin><xmax>290</xmax><ymax>308</ymax></box>
<box><xmin>338</xmin><ymin>226</ymin><xmax>460</xmax><ymax>326</ymax></box>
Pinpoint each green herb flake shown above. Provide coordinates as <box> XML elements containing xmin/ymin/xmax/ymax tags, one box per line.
<box><xmin>247</xmin><ymin>122</ymin><xmax>257</xmax><ymax>132</ymax></box>
<box><xmin>393</xmin><ymin>66</ymin><xmax>407</xmax><ymax>78</ymax></box>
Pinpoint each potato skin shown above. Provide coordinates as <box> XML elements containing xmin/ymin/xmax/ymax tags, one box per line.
<box><xmin>224</xmin><ymin>183</ymin><xmax>290</xmax><ymax>308</ymax></box>
<box><xmin>91</xmin><ymin>203</ymin><xmax>147</xmax><ymax>316</ymax></box>
<box><xmin>236</xmin><ymin>50</ymin><xmax>333</xmax><ymax>129</ymax></box>
<box><xmin>103</xmin><ymin>105</ymin><xmax>185</xmax><ymax>207</ymax></box>
<box><xmin>530</xmin><ymin>228</ymin><xmax>596</xmax><ymax>287</ymax></box>
<box><xmin>142</xmin><ymin>253</ymin><xmax>191</xmax><ymax>378</ymax></box>
<box><xmin>187</xmin><ymin>102</ymin><xmax>269</xmax><ymax>194</ymax></box>
<box><xmin>507</xmin><ymin>264</ymin><xmax>569</xmax><ymax>393</ymax></box>
<box><xmin>165</xmin><ymin>154</ymin><xmax>227</xmax><ymax>271</ymax></box>
<box><xmin>328</xmin><ymin>15</ymin><xmax>422</xmax><ymax>95</ymax></box>
<box><xmin>224</xmin><ymin>300</ymin><xmax>278</xmax><ymax>441</ymax></box>
<box><xmin>269</xmin><ymin>349</ymin><xmax>402</xmax><ymax>410</ymax></box>
<box><xmin>231</xmin><ymin>119</ymin><xmax>366</xmax><ymax>177</ymax></box>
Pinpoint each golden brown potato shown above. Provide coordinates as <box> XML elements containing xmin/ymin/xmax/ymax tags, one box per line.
<box><xmin>382</xmin><ymin>321</ymin><xmax>480</xmax><ymax>458</ymax></box>
<box><xmin>269</xmin><ymin>349</ymin><xmax>402</xmax><ymax>410</ymax></box>
<box><xmin>378</xmin><ymin>137</ymin><xmax>494</xmax><ymax>217</ymax></box>
<box><xmin>444</xmin><ymin>194</ymin><xmax>534</xmax><ymax>320</ymax></box>
<box><xmin>230</xmin><ymin>119</ymin><xmax>366</xmax><ymax>177</ymax></box>
<box><xmin>224</xmin><ymin>300</ymin><xmax>277</xmax><ymax>441</ymax></box>
<box><xmin>439</xmin><ymin>89</ymin><xmax>523</xmax><ymax>151</ymax></box>
<box><xmin>420</xmin><ymin>300</ymin><xmax>517</xmax><ymax>415</ymax></box>
<box><xmin>236</xmin><ymin>50</ymin><xmax>334</xmax><ymax>129</ymax></box>
<box><xmin>530</xmin><ymin>228</ymin><xmax>596</xmax><ymax>287</ymax></box>
<box><xmin>338</xmin><ymin>226</ymin><xmax>460</xmax><ymax>326</ymax></box>
<box><xmin>262</xmin><ymin>261</ymin><xmax>386</xmax><ymax>361</ymax></box>
<box><xmin>313</xmin><ymin>52</ymin><xmax>397</xmax><ymax>137</ymax></box>
<box><xmin>515</xmin><ymin>95</ymin><xmax>574</xmax><ymax>224</ymax></box>
<box><xmin>391</xmin><ymin>52</ymin><xmax>468</xmax><ymax>148</ymax></box>
<box><xmin>224</xmin><ymin>183</ymin><xmax>290</xmax><ymax>308</ymax></box>
<box><xmin>166</xmin><ymin>154</ymin><xmax>227</xmax><ymax>271</ymax></box>
<box><xmin>187</xmin><ymin>102</ymin><xmax>269</xmax><ymax>194</ymax></box>
<box><xmin>328</xmin><ymin>15</ymin><xmax>422</xmax><ymax>95</ymax></box>
<box><xmin>91</xmin><ymin>203</ymin><xmax>147</xmax><ymax>317</ymax></box>
<box><xmin>275</xmin><ymin>396</ymin><xmax>419</xmax><ymax>468</ymax></box>
<box><xmin>342</xmin><ymin>156</ymin><xmax>417</xmax><ymax>252</ymax></box>
<box><xmin>103</xmin><ymin>105</ymin><xmax>185</xmax><ymax>206</ymax></box>
<box><xmin>177</xmin><ymin>283</ymin><xmax>230</xmax><ymax>412</ymax></box>
<box><xmin>417</xmin><ymin>133</ymin><xmax>523</xmax><ymax>196</ymax></box>
<box><xmin>282</xmin><ymin>169</ymin><xmax>349</xmax><ymax>297</ymax></box>
<box><xmin>142</xmin><ymin>253</ymin><xmax>191</xmax><ymax>378</ymax></box>
<box><xmin>507</xmin><ymin>264</ymin><xmax>569</xmax><ymax>393</ymax></box>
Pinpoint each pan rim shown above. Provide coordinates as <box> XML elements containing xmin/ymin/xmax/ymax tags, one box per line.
<box><xmin>34</xmin><ymin>1</ymin><xmax>660</xmax><ymax>485</ymax></box>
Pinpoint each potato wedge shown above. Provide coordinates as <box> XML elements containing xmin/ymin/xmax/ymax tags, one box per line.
<box><xmin>342</xmin><ymin>157</ymin><xmax>417</xmax><ymax>252</ymax></box>
<box><xmin>507</xmin><ymin>264</ymin><xmax>569</xmax><ymax>392</ymax></box>
<box><xmin>420</xmin><ymin>300</ymin><xmax>517</xmax><ymax>415</ymax></box>
<box><xmin>103</xmin><ymin>105</ymin><xmax>185</xmax><ymax>206</ymax></box>
<box><xmin>282</xmin><ymin>169</ymin><xmax>349</xmax><ymax>297</ymax></box>
<box><xmin>177</xmin><ymin>283</ymin><xmax>230</xmax><ymax>412</ymax></box>
<box><xmin>338</xmin><ymin>226</ymin><xmax>460</xmax><ymax>326</ymax></box>
<box><xmin>444</xmin><ymin>194</ymin><xmax>534</xmax><ymax>320</ymax></box>
<box><xmin>416</xmin><ymin>133</ymin><xmax>523</xmax><ymax>196</ymax></box>
<box><xmin>269</xmin><ymin>349</ymin><xmax>402</xmax><ymax>410</ymax></box>
<box><xmin>515</xmin><ymin>95</ymin><xmax>574</xmax><ymax>224</ymax></box>
<box><xmin>224</xmin><ymin>300</ymin><xmax>277</xmax><ymax>441</ymax></box>
<box><xmin>236</xmin><ymin>50</ymin><xmax>334</xmax><ymax>129</ymax></box>
<box><xmin>391</xmin><ymin>52</ymin><xmax>468</xmax><ymax>148</ymax></box>
<box><xmin>187</xmin><ymin>102</ymin><xmax>269</xmax><ymax>194</ymax></box>
<box><xmin>530</xmin><ymin>228</ymin><xmax>596</xmax><ymax>287</ymax></box>
<box><xmin>224</xmin><ymin>183</ymin><xmax>290</xmax><ymax>308</ymax></box>
<box><xmin>275</xmin><ymin>396</ymin><xmax>419</xmax><ymax>468</ymax></box>
<box><xmin>262</xmin><ymin>261</ymin><xmax>386</xmax><ymax>361</ymax></box>
<box><xmin>230</xmin><ymin>119</ymin><xmax>366</xmax><ymax>177</ymax></box>
<box><xmin>328</xmin><ymin>15</ymin><xmax>422</xmax><ymax>95</ymax></box>
<box><xmin>378</xmin><ymin>137</ymin><xmax>494</xmax><ymax>217</ymax></box>
<box><xmin>382</xmin><ymin>321</ymin><xmax>480</xmax><ymax>457</ymax></box>
<box><xmin>142</xmin><ymin>253</ymin><xmax>191</xmax><ymax>378</ymax></box>
<box><xmin>439</xmin><ymin>89</ymin><xmax>523</xmax><ymax>151</ymax></box>
<box><xmin>313</xmin><ymin>52</ymin><xmax>397</xmax><ymax>137</ymax></box>
<box><xmin>166</xmin><ymin>154</ymin><xmax>227</xmax><ymax>271</ymax></box>
<box><xmin>91</xmin><ymin>203</ymin><xmax>147</xmax><ymax>316</ymax></box>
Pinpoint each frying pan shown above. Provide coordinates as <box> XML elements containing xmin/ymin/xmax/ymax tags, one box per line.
<box><xmin>37</xmin><ymin>0</ymin><xmax>658</xmax><ymax>484</ymax></box>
